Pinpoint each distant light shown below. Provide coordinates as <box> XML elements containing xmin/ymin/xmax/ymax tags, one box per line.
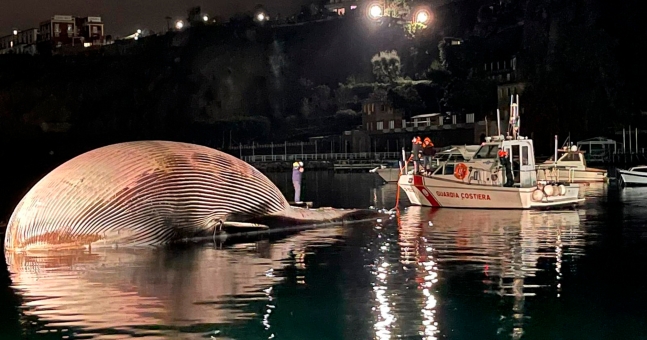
<box><xmin>416</xmin><ymin>11</ymin><xmax>429</xmax><ymax>24</ymax></box>
<box><xmin>136</xmin><ymin>29</ymin><xmax>142</xmax><ymax>34</ymax></box>
<box><xmin>175</xmin><ymin>20</ymin><xmax>184</xmax><ymax>30</ymax></box>
<box><xmin>257</xmin><ymin>13</ymin><xmax>266</xmax><ymax>21</ymax></box>
<box><xmin>134</xmin><ymin>36</ymin><xmax>139</xmax><ymax>40</ymax></box>
<box><xmin>203</xmin><ymin>15</ymin><xmax>209</xmax><ymax>22</ymax></box>
<box><xmin>13</xmin><ymin>29</ymin><xmax>18</xmax><ymax>35</ymax></box>
<box><xmin>350</xmin><ymin>5</ymin><xmax>357</xmax><ymax>9</ymax></box>
<box><xmin>368</xmin><ymin>5</ymin><xmax>382</xmax><ymax>19</ymax></box>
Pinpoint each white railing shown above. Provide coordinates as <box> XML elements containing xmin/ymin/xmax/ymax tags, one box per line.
<box><xmin>241</xmin><ymin>152</ymin><xmax>400</xmax><ymax>163</ymax></box>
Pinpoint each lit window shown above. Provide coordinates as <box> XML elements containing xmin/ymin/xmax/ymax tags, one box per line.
<box><xmin>389</xmin><ymin>120</ymin><xmax>394</xmax><ymax>129</ymax></box>
<box><xmin>377</xmin><ymin>121</ymin><xmax>384</xmax><ymax>130</ymax></box>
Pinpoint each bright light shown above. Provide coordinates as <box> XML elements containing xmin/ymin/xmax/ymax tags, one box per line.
<box><xmin>369</xmin><ymin>5</ymin><xmax>382</xmax><ymax>19</ymax></box>
<box><xmin>257</xmin><ymin>13</ymin><xmax>266</xmax><ymax>21</ymax></box>
<box><xmin>13</xmin><ymin>29</ymin><xmax>18</xmax><ymax>35</ymax></box>
<box><xmin>136</xmin><ymin>29</ymin><xmax>142</xmax><ymax>34</ymax></box>
<box><xmin>416</xmin><ymin>11</ymin><xmax>429</xmax><ymax>24</ymax></box>
<box><xmin>175</xmin><ymin>20</ymin><xmax>184</xmax><ymax>30</ymax></box>
<box><xmin>203</xmin><ymin>15</ymin><xmax>209</xmax><ymax>22</ymax></box>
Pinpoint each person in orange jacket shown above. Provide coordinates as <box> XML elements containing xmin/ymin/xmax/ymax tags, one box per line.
<box><xmin>422</xmin><ymin>137</ymin><xmax>436</xmax><ymax>170</ymax></box>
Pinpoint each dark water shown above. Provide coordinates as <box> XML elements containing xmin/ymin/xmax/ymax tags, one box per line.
<box><xmin>2</xmin><ymin>172</ymin><xmax>647</xmax><ymax>339</ymax></box>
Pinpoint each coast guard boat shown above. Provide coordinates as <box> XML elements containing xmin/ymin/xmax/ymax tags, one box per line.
<box><xmin>397</xmin><ymin>96</ymin><xmax>584</xmax><ymax>209</ymax></box>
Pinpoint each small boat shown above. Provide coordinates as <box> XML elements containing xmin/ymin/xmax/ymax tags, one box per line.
<box><xmin>536</xmin><ymin>145</ymin><xmax>608</xmax><ymax>183</ymax></box>
<box><xmin>370</xmin><ymin>145</ymin><xmax>479</xmax><ymax>182</ymax></box>
<box><xmin>617</xmin><ymin>166</ymin><xmax>647</xmax><ymax>186</ymax></box>
<box><xmin>397</xmin><ymin>96</ymin><xmax>584</xmax><ymax>209</ymax></box>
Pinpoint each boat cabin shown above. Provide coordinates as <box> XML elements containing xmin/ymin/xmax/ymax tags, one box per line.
<box><xmin>429</xmin><ymin>151</ymin><xmax>472</xmax><ymax>175</ymax></box>
<box><xmin>544</xmin><ymin>148</ymin><xmax>587</xmax><ymax>168</ymax></box>
<box><xmin>468</xmin><ymin>136</ymin><xmax>537</xmax><ymax>187</ymax></box>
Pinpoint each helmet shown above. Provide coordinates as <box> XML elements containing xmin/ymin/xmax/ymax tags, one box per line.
<box><xmin>424</xmin><ymin>137</ymin><xmax>431</xmax><ymax>143</ymax></box>
<box><xmin>293</xmin><ymin>162</ymin><xmax>300</xmax><ymax>169</ymax></box>
<box><xmin>498</xmin><ymin>149</ymin><xmax>508</xmax><ymax>157</ymax></box>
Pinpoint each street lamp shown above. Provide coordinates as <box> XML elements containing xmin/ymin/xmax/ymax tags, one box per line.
<box><xmin>136</xmin><ymin>29</ymin><xmax>142</xmax><ymax>34</ymax></box>
<box><xmin>175</xmin><ymin>20</ymin><xmax>184</xmax><ymax>30</ymax></box>
<box><xmin>13</xmin><ymin>29</ymin><xmax>18</xmax><ymax>35</ymax></box>
<box><xmin>415</xmin><ymin>10</ymin><xmax>430</xmax><ymax>24</ymax></box>
<box><xmin>368</xmin><ymin>5</ymin><xmax>383</xmax><ymax>19</ymax></box>
<box><xmin>256</xmin><ymin>12</ymin><xmax>266</xmax><ymax>21</ymax></box>
<box><xmin>203</xmin><ymin>14</ymin><xmax>209</xmax><ymax>22</ymax></box>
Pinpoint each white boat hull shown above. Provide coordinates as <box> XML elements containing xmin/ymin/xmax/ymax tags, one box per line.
<box><xmin>374</xmin><ymin>168</ymin><xmax>400</xmax><ymax>182</ymax></box>
<box><xmin>618</xmin><ymin>170</ymin><xmax>647</xmax><ymax>186</ymax></box>
<box><xmin>536</xmin><ymin>167</ymin><xmax>607</xmax><ymax>183</ymax></box>
<box><xmin>398</xmin><ymin>175</ymin><xmax>583</xmax><ymax>209</ymax></box>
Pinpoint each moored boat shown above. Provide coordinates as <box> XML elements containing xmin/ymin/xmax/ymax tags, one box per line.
<box><xmin>397</xmin><ymin>96</ymin><xmax>584</xmax><ymax>209</ymax></box>
<box><xmin>537</xmin><ymin>145</ymin><xmax>608</xmax><ymax>183</ymax></box>
<box><xmin>618</xmin><ymin>166</ymin><xmax>647</xmax><ymax>186</ymax></box>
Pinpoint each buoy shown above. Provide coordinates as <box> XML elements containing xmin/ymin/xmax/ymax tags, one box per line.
<box><xmin>558</xmin><ymin>185</ymin><xmax>566</xmax><ymax>196</ymax></box>
<box><xmin>544</xmin><ymin>184</ymin><xmax>554</xmax><ymax>196</ymax></box>
<box><xmin>531</xmin><ymin>189</ymin><xmax>544</xmax><ymax>201</ymax></box>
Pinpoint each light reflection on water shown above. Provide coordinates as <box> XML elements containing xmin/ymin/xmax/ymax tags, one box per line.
<box><xmin>6</xmin><ymin>227</ymin><xmax>347</xmax><ymax>339</ymax></box>
<box><xmin>5</xmin><ymin>173</ymin><xmax>647</xmax><ymax>339</ymax></box>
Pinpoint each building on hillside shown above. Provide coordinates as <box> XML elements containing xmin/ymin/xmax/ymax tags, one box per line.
<box><xmin>362</xmin><ymin>98</ymin><xmax>405</xmax><ymax>133</ymax></box>
<box><xmin>76</xmin><ymin>16</ymin><xmax>106</xmax><ymax>46</ymax></box>
<box><xmin>39</xmin><ymin>15</ymin><xmax>106</xmax><ymax>49</ymax></box>
<box><xmin>478</xmin><ymin>24</ymin><xmax>526</xmax><ymax>122</ymax></box>
<box><xmin>357</xmin><ymin>97</ymin><xmax>492</xmax><ymax>152</ymax></box>
<box><xmin>324</xmin><ymin>0</ymin><xmax>360</xmax><ymax>16</ymax></box>
<box><xmin>0</xmin><ymin>28</ymin><xmax>39</xmax><ymax>55</ymax></box>
<box><xmin>39</xmin><ymin>15</ymin><xmax>80</xmax><ymax>48</ymax></box>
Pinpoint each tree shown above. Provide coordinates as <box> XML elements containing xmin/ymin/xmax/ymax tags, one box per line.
<box><xmin>371</xmin><ymin>50</ymin><xmax>401</xmax><ymax>83</ymax></box>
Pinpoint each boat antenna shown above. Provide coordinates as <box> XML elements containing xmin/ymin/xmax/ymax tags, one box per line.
<box><xmin>554</xmin><ymin>134</ymin><xmax>558</xmax><ymax>165</ymax></box>
<box><xmin>496</xmin><ymin>109</ymin><xmax>501</xmax><ymax>136</ymax></box>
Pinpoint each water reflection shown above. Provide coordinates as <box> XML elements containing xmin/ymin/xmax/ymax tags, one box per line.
<box><xmin>6</xmin><ymin>226</ymin><xmax>346</xmax><ymax>339</ymax></box>
<box><xmin>375</xmin><ymin>207</ymin><xmax>586</xmax><ymax>340</ymax></box>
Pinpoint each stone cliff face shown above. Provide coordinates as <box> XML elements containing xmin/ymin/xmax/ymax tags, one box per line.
<box><xmin>0</xmin><ymin>19</ymin><xmax>419</xmax><ymax>147</ymax></box>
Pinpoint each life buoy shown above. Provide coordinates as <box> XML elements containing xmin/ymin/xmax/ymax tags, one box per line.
<box><xmin>454</xmin><ymin>163</ymin><xmax>469</xmax><ymax>180</ymax></box>
<box><xmin>531</xmin><ymin>188</ymin><xmax>545</xmax><ymax>202</ymax></box>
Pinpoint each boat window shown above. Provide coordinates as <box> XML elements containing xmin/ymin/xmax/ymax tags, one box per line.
<box><xmin>472</xmin><ymin>145</ymin><xmax>499</xmax><ymax>159</ymax></box>
<box><xmin>521</xmin><ymin>146</ymin><xmax>529</xmax><ymax>165</ymax></box>
<box><xmin>444</xmin><ymin>163</ymin><xmax>455</xmax><ymax>175</ymax></box>
<box><xmin>559</xmin><ymin>153</ymin><xmax>580</xmax><ymax>162</ymax></box>
<box><xmin>634</xmin><ymin>168</ymin><xmax>647</xmax><ymax>173</ymax></box>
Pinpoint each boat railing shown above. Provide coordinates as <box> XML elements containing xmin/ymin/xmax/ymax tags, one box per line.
<box><xmin>536</xmin><ymin>165</ymin><xmax>576</xmax><ymax>183</ymax></box>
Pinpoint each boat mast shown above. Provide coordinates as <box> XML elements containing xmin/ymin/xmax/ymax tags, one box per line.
<box><xmin>507</xmin><ymin>95</ymin><xmax>520</xmax><ymax>139</ymax></box>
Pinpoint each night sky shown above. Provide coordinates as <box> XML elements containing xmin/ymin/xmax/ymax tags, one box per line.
<box><xmin>1</xmin><ymin>0</ymin><xmax>309</xmax><ymax>37</ymax></box>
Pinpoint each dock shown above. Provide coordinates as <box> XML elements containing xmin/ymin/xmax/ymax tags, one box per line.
<box><xmin>237</xmin><ymin>152</ymin><xmax>399</xmax><ymax>172</ymax></box>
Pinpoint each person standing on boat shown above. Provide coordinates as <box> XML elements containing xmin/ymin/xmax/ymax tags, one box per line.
<box><xmin>292</xmin><ymin>161</ymin><xmax>304</xmax><ymax>203</ymax></box>
<box><xmin>498</xmin><ymin>149</ymin><xmax>515</xmax><ymax>187</ymax></box>
<box><xmin>409</xmin><ymin>136</ymin><xmax>423</xmax><ymax>173</ymax></box>
<box><xmin>422</xmin><ymin>137</ymin><xmax>436</xmax><ymax>170</ymax></box>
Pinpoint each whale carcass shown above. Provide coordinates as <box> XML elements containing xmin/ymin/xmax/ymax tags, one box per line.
<box><xmin>4</xmin><ymin>141</ymin><xmax>370</xmax><ymax>252</ymax></box>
